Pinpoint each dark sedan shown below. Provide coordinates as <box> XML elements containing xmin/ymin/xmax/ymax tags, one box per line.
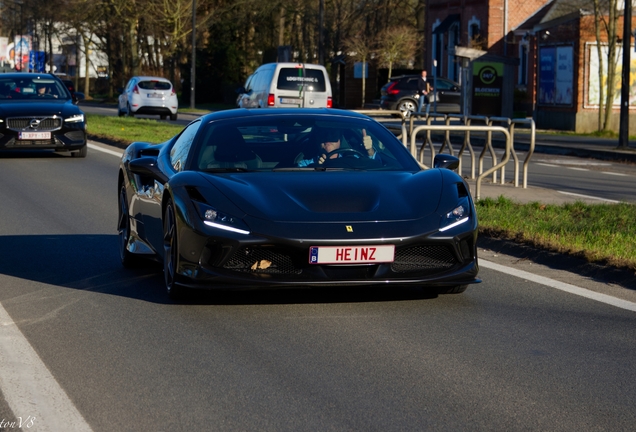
<box><xmin>380</xmin><ymin>75</ymin><xmax>461</xmax><ymax>117</ymax></box>
<box><xmin>0</xmin><ymin>73</ymin><xmax>87</xmax><ymax>157</ymax></box>
<box><xmin>118</xmin><ymin>108</ymin><xmax>479</xmax><ymax>299</ymax></box>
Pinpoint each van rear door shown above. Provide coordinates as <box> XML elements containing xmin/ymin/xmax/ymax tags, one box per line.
<box><xmin>274</xmin><ymin>66</ymin><xmax>330</xmax><ymax>108</ymax></box>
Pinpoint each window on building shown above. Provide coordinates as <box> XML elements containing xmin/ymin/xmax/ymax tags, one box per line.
<box><xmin>468</xmin><ymin>17</ymin><xmax>482</xmax><ymax>49</ymax></box>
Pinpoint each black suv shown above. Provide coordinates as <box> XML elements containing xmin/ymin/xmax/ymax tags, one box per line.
<box><xmin>380</xmin><ymin>75</ymin><xmax>461</xmax><ymax>117</ymax></box>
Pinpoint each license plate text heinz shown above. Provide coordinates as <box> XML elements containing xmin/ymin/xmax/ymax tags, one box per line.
<box><xmin>309</xmin><ymin>245</ymin><xmax>394</xmax><ymax>264</ymax></box>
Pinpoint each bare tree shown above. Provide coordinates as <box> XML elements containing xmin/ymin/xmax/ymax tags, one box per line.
<box><xmin>376</xmin><ymin>25</ymin><xmax>419</xmax><ymax>79</ymax></box>
<box><xmin>343</xmin><ymin>32</ymin><xmax>375</xmax><ymax>107</ymax></box>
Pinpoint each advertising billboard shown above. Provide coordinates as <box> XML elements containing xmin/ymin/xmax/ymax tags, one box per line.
<box><xmin>472</xmin><ymin>61</ymin><xmax>503</xmax><ymax>116</ymax></box>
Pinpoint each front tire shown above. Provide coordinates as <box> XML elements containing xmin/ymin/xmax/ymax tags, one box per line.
<box><xmin>163</xmin><ymin>199</ymin><xmax>185</xmax><ymax>300</ymax></box>
<box><xmin>72</xmin><ymin>145</ymin><xmax>87</xmax><ymax>158</ymax></box>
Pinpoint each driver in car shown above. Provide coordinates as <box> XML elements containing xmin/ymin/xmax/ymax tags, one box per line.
<box><xmin>297</xmin><ymin>128</ymin><xmax>377</xmax><ymax>167</ymax></box>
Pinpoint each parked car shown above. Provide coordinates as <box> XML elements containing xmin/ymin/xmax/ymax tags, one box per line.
<box><xmin>117</xmin><ymin>108</ymin><xmax>479</xmax><ymax>299</ymax></box>
<box><xmin>380</xmin><ymin>75</ymin><xmax>461</xmax><ymax>117</ymax></box>
<box><xmin>0</xmin><ymin>73</ymin><xmax>87</xmax><ymax>157</ymax></box>
<box><xmin>236</xmin><ymin>62</ymin><xmax>333</xmax><ymax>109</ymax></box>
<box><xmin>118</xmin><ymin>76</ymin><xmax>178</xmax><ymax>120</ymax></box>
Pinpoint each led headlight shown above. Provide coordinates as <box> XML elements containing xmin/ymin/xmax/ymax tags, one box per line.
<box><xmin>194</xmin><ymin>202</ymin><xmax>250</xmax><ymax>235</ymax></box>
<box><xmin>65</xmin><ymin>114</ymin><xmax>85</xmax><ymax>123</ymax></box>
<box><xmin>439</xmin><ymin>197</ymin><xmax>471</xmax><ymax>232</ymax></box>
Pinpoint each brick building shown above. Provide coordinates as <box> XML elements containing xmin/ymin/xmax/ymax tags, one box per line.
<box><xmin>427</xmin><ymin>0</ymin><xmax>636</xmax><ymax>133</ymax></box>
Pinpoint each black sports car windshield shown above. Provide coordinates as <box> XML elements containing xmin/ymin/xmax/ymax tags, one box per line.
<box><xmin>0</xmin><ymin>77</ymin><xmax>70</xmax><ymax>100</ymax></box>
<box><xmin>192</xmin><ymin>115</ymin><xmax>420</xmax><ymax>172</ymax></box>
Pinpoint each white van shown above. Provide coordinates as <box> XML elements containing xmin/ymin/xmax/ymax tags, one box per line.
<box><xmin>236</xmin><ymin>63</ymin><xmax>332</xmax><ymax>109</ymax></box>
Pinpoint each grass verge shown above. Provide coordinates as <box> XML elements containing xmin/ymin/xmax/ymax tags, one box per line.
<box><xmin>476</xmin><ymin>196</ymin><xmax>636</xmax><ymax>272</ymax></box>
<box><xmin>86</xmin><ymin>113</ymin><xmax>183</xmax><ymax>146</ymax></box>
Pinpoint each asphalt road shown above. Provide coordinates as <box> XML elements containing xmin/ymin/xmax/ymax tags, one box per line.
<box><xmin>1</xmin><ymin>144</ymin><xmax>635</xmax><ymax>431</ymax></box>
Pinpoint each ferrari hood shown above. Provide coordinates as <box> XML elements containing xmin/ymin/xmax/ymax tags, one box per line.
<box><xmin>201</xmin><ymin>170</ymin><xmax>445</xmax><ymax>223</ymax></box>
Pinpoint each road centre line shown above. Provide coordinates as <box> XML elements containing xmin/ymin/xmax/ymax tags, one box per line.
<box><xmin>0</xmin><ymin>302</ymin><xmax>94</xmax><ymax>431</ymax></box>
<box><xmin>480</xmin><ymin>260</ymin><xmax>636</xmax><ymax>313</ymax></box>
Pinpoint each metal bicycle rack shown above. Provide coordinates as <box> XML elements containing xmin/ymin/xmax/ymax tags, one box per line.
<box><xmin>410</xmin><ymin>124</ymin><xmax>512</xmax><ymax>200</ymax></box>
<box><xmin>355</xmin><ymin>110</ymin><xmax>536</xmax><ymax>193</ymax></box>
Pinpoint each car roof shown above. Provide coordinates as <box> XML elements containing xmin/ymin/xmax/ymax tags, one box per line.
<box><xmin>197</xmin><ymin>108</ymin><xmax>374</xmax><ymax>123</ymax></box>
<box><xmin>131</xmin><ymin>76</ymin><xmax>173</xmax><ymax>82</ymax></box>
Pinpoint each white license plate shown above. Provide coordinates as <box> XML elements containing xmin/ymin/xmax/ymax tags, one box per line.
<box><xmin>148</xmin><ymin>93</ymin><xmax>163</xmax><ymax>98</ymax></box>
<box><xmin>309</xmin><ymin>245</ymin><xmax>395</xmax><ymax>264</ymax></box>
<box><xmin>280</xmin><ymin>97</ymin><xmax>301</xmax><ymax>105</ymax></box>
<box><xmin>19</xmin><ymin>131</ymin><xmax>51</xmax><ymax>140</ymax></box>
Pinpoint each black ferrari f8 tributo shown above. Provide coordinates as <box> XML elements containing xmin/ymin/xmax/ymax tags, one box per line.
<box><xmin>118</xmin><ymin>108</ymin><xmax>479</xmax><ymax>298</ymax></box>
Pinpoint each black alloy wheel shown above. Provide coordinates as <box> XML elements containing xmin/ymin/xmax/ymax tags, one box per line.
<box><xmin>163</xmin><ymin>200</ymin><xmax>185</xmax><ymax>299</ymax></box>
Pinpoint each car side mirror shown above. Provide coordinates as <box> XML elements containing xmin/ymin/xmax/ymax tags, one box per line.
<box><xmin>128</xmin><ymin>156</ymin><xmax>168</xmax><ymax>182</ymax></box>
<box><xmin>433</xmin><ymin>154</ymin><xmax>459</xmax><ymax>170</ymax></box>
<box><xmin>73</xmin><ymin>92</ymin><xmax>85</xmax><ymax>104</ymax></box>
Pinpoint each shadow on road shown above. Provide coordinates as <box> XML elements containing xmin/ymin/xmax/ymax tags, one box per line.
<box><xmin>0</xmin><ymin>234</ymin><xmax>440</xmax><ymax>305</ymax></box>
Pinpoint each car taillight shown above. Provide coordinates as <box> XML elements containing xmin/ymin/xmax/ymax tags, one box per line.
<box><xmin>386</xmin><ymin>82</ymin><xmax>399</xmax><ymax>95</ymax></box>
<box><xmin>267</xmin><ymin>94</ymin><xmax>275</xmax><ymax>106</ymax></box>
<box><xmin>170</xmin><ymin>89</ymin><xmax>176</xmax><ymax>97</ymax></box>
<box><xmin>133</xmin><ymin>84</ymin><xmax>139</xmax><ymax>94</ymax></box>
<box><xmin>327</xmin><ymin>97</ymin><xmax>332</xmax><ymax>108</ymax></box>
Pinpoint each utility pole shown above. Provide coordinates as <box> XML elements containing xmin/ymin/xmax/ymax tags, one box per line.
<box><xmin>190</xmin><ymin>0</ymin><xmax>196</xmax><ymax>109</ymax></box>
<box><xmin>318</xmin><ymin>0</ymin><xmax>325</xmax><ymax>65</ymax></box>
<box><xmin>618</xmin><ymin>0</ymin><xmax>632</xmax><ymax>149</ymax></box>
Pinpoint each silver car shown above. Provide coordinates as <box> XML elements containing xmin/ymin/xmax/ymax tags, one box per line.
<box><xmin>118</xmin><ymin>76</ymin><xmax>179</xmax><ymax>120</ymax></box>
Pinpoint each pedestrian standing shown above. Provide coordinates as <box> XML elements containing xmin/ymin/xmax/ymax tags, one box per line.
<box><xmin>417</xmin><ymin>70</ymin><xmax>431</xmax><ymax>116</ymax></box>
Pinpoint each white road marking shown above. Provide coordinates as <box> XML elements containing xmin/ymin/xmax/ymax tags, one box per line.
<box><xmin>534</xmin><ymin>159</ymin><xmax>611</xmax><ymax>166</ymax></box>
<box><xmin>601</xmin><ymin>171</ymin><xmax>629</xmax><ymax>176</ymax></box>
<box><xmin>557</xmin><ymin>190</ymin><xmax>620</xmax><ymax>203</ymax></box>
<box><xmin>535</xmin><ymin>163</ymin><xmax>559</xmax><ymax>167</ymax></box>
<box><xmin>480</xmin><ymin>260</ymin><xmax>636</xmax><ymax>313</ymax></box>
<box><xmin>0</xmin><ymin>301</ymin><xmax>93</xmax><ymax>431</ymax></box>
<box><xmin>567</xmin><ymin>167</ymin><xmax>589</xmax><ymax>171</ymax></box>
<box><xmin>87</xmin><ymin>142</ymin><xmax>123</xmax><ymax>157</ymax></box>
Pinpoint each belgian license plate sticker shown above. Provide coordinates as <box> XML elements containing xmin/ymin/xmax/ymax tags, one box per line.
<box><xmin>280</xmin><ymin>97</ymin><xmax>301</xmax><ymax>105</ymax></box>
<box><xmin>309</xmin><ymin>245</ymin><xmax>395</xmax><ymax>264</ymax></box>
<box><xmin>19</xmin><ymin>131</ymin><xmax>51</xmax><ymax>140</ymax></box>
